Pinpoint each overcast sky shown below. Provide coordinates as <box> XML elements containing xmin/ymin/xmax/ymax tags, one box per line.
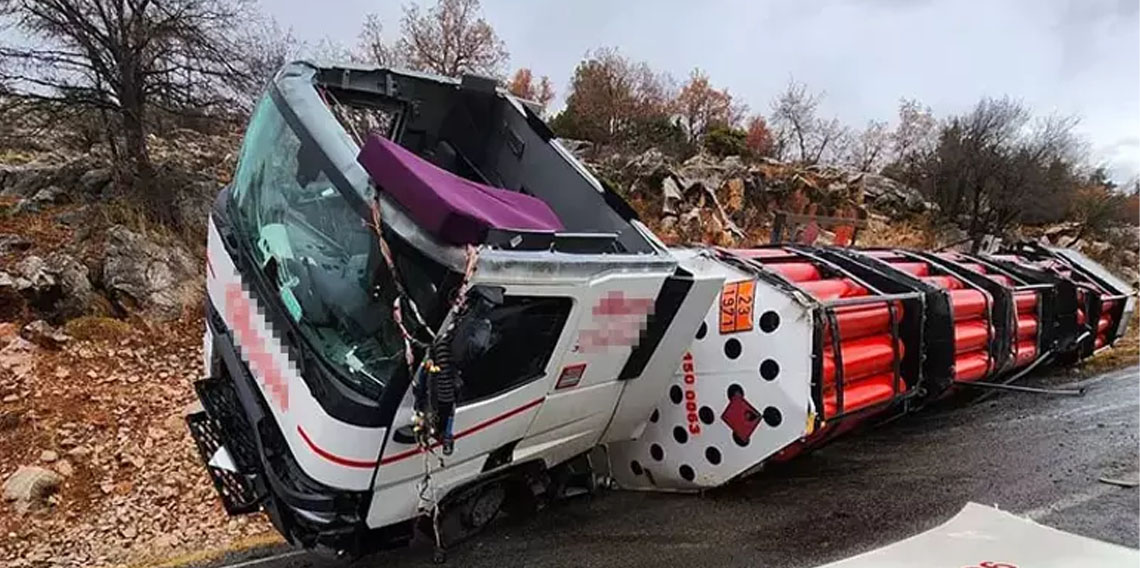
<box><xmin>262</xmin><ymin>0</ymin><xmax>1140</xmax><ymax>182</ymax></box>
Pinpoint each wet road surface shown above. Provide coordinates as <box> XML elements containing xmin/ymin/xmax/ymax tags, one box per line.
<box><xmin>208</xmin><ymin>365</ymin><xmax>1139</xmax><ymax>568</ymax></box>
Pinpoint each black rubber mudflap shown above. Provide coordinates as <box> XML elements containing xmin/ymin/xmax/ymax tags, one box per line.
<box><xmin>186</xmin><ymin>411</ymin><xmax>262</xmax><ymax>515</ymax></box>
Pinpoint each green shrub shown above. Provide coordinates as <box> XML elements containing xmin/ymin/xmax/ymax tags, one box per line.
<box><xmin>703</xmin><ymin>126</ymin><xmax>748</xmax><ymax>158</ymax></box>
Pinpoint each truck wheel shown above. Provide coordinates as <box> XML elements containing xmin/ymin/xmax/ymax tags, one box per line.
<box><xmin>462</xmin><ymin>482</ymin><xmax>505</xmax><ymax>530</ymax></box>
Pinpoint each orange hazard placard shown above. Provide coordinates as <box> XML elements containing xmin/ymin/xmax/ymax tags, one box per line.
<box><xmin>719</xmin><ymin>280</ymin><xmax>755</xmax><ymax>334</ymax></box>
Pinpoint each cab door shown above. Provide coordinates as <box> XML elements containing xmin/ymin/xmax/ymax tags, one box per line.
<box><xmin>512</xmin><ymin>271</ymin><xmax>670</xmax><ymax>470</ymax></box>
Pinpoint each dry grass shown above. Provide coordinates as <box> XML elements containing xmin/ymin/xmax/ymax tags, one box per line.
<box><xmin>0</xmin><ymin>148</ymin><xmax>39</xmax><ymax>165</ymax></box>
<box><xmin>859</xmin><ymin>214</ymin><xmax>945</xmax><ymax>249</ymax></box>
<box><xmin>1082</xmin><ymin>308</ymin><xmax>1140</xmax><ymax>375</ymax></box>
<box><xmin>63</xmin><ymin>316</ymin><xmax>134</xmax><ymax>342</ymax></box>
<box><xmin>91</xmin><ymin>198</ymin><xmax>180</xmax><ymax>244</ymax></box>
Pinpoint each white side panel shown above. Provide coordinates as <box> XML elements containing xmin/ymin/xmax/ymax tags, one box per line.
<box><xmin>366</xmin><ymin>454</ymin><xmax>488</xmax><ymax>529</ymax></box>
<box><xmin>513</xmin><ymin>381</ymin><xmax>622</xmax><ymax>468</ymax></box>
<box><xmin>561</xmin><ymin>273</ymin><xmax>666</xmax><ymax>389</ymax></box>
<box><xmin>371</xmin><ymin>379</ymin><xmax>547</xmax><ymax>489</ymax></box>
<box><xmin>602</xmin><ymin>251</ymin><xmax>725</xmax><ymax>444</ymax></box>
<box><xmin>609</xmin><ymin>261</ymin><xmax>814</xmax><ymax>490</ymax></box>
<box><xmin>513</xmin><ymin>271</ymin><xmax>667</xmax><ymax>462</ymax></box>
<box><xmin>207</xmin><ymin>220</ymin><xmax>385</xmax><ymax>491</ymax></box>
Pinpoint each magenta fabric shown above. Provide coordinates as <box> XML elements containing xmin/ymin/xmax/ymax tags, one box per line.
<box><xmin>356</xmin><ymin>135</ymin><xmax>563</xmax><ymax>245</ymax></box>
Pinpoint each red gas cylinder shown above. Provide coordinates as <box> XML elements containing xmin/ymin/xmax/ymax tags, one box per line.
<box><xmin>891</xmin><ymin>262</ymin><xmax>931</xmax><ymax>277</ymax></box>
<box><xmin>1014</xmin><ymin>340</ymin><xmax>1037</xmax><ymax>367</ymax></box>
<box><xmin>954</xmin><ymin>320</ymin><xmax>991</xmax><ymax>353</ymax></box>
<box><xmin>766</xmin><ymin>262</ymin><xmax>822</xmax><ymax>282</ymax></box>
<box><xmin>1097</xmin><ymin>313</ymin><xmax>1113</xmax><ymax>334</ymax></box>
<box><xmin>825</xmin><ymin>303</ymin><xmax>905</xmax><ymax>342</ymax></box>
<box><xmin>823</xmin><ymin>373</ymin><xmax>905</xmax><ymax>417</ymax></box>
<box><xmin>1076</xmin><ymin>309</ymin><xmax>1087</xmax><ymax>326</ymax></box>
<box><xmin>954</xmin><ymin>351</ymin><xmax>992</xmax><ymax>382</ymax></box>
<box><xmin>949</xmin><ymin>289</ymin><xmax>989</xmax><ymax>321</ymax></box>
<box><xmin>1013</xmin><ymin>292</ymin><xmax>1038</xmax><ymax>313</ymax></box>
<box><xmin>1016</xmin><ymin>316</ymin><xmax>1038</xmax><ymax>340</ymax></box>
<box><xmin>1102</xmin><ymin>299</ymin><xmax>1119</xmax><ymax>313</ymax></box>
<box><xmin>921</xmin><ymin>275</ymin><xmax>963</xmax><ymax>290</ymax></box>
<box><xmin>987</xmin><ymin>274</ymin><xmax>1014</xmax><ymax>287</ymax></box>
<box><xmin>801</xmin><ymin>279</ymin><xmax>868</xmax><ymax>301</ymax></box>
<box><xmin>1095</xmin><ymin>334</ymin><xmax>1107</xmax><ymax>350</ymax></box>
<box><xmin>958</xmin><ymin>262</ymin><xmax>987</xmax><ymax>274</ymax></box>
<box><xmin>823</xmin><ymin>335</ymin><xmax>904</xmax><ymax>384</ymax></box>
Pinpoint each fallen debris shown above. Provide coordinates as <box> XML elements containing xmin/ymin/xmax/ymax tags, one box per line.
<box><xmin>1098</xmin><ymin>475</ymin><xmax>1140</xmax><ymax>488</ymax></box>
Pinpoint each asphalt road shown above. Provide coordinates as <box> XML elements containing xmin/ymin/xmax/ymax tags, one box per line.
<box><xmin>209</xmin><ymin>365</ymin><xmax>1140</xmax><ymax>568</ymax></box>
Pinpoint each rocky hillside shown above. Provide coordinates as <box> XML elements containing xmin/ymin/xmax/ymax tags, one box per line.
<box><xmin>578</xmin><ymin>145</ymin><xmax>1138</xmax><ymax>287</ymax></box>
<box><xmin>0</xmin><ymin>128</ymin><xmax>240</xmax><ymax>326</ymax></box>
<box><xmin>585</xmin><ymin>145</ymin><xmax>942</xmax><ymax>245</ymax></box>
<box><xmin>0</xmin><ymin>130</ymin><xmax>274</xmax><ymax>568</ymax></box>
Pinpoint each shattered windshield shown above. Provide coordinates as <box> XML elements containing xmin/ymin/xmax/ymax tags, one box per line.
<box><xmin>229</xmin><ymin>95</ymin><xmax>452</xmax><ymax>399</ymax></box>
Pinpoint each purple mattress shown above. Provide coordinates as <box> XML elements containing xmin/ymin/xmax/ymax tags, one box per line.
<box><xmin>356</xmin><ymin>134</ymin><xmax>563</xmax><ymax>245</ymax></box>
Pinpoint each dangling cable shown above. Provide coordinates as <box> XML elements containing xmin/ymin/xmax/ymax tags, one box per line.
<box><xmin>368</xmin><ymin>196</ymin><xmax>483</xmax><ymax>560</ymax></box>
<box><xmin>369</xmin><ymin>199</ymin><xmax>435</xmax><ymax>337</ymax></box>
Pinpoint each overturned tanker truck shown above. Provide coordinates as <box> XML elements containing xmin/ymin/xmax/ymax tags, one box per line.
<box><xmin>187</xmin><ymin>61</ymin><xmax>1135</xmax><ymax>558</ymax></box>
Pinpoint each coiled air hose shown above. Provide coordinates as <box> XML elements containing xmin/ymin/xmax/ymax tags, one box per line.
<box><xmin>430</xmin><ymin>333</ymin><xmax>457</xmax><ymax>455</ymax></box>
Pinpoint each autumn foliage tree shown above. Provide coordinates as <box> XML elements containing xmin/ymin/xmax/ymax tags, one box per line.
<box><xmin>675</xmin><ymin>68</ymin><xmax>743</xmax><ymax>145</ymax></box>
<box><xmin>507</xmin><ymin>68</ymin><xmax>554</xmax><ymax>109</ymax></box>
<box><xmin>549</xmin><ymin>48</ymin><xmax>679</xmax><ymax>152</ymax></box>
<box><xmin>745</xmin><ymin>115</ymin><xmax>775</xmax><ymax>157</ymax></box>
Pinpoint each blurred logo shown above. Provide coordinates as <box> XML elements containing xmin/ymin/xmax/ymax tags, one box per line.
<box><xmin>575</xmin><ymin>290</ymin><xmax>654</xmax><ymax>353</ymax></box>
<box><xmin>225</xmin><ymin>282</ymin><xmax>290</xmax><ymax>412</ymax></box>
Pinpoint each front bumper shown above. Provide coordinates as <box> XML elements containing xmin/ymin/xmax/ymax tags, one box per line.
<box><xmin>186</xmin><ymin>308</ymin><xmax>397</xmax><ymax>551</ymax></box>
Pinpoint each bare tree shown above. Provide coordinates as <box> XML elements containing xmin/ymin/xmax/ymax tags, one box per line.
<box><xmin>845</xmin><ymin>120</ymin><xmax>890</xmax><ymax>172</ymax></box>
<box><xmin>397</xmin><ymin>0</ymin><xmax>508</xmax><ymax>78</ymax></box>
<box><xmin>769</xmin><ymin>79</ymin><xmax>845</xmax><ymax>164</ymax></box>
<box><xmin>308</xmin><ymin>37</ymin><xmax>354</xmax><ymax>63</ymax></box>
<box><xmin>907</xmin><ymin>96</ymin><xmax>1090</xmax><ymax>249</ymax></box>
<box><xmin>356</xmin><ymin>13</ymin><xmax>400</xmax><ymax>67</ymax></box>
<box><xmin>235</xmin><ymin>15</ymin><xmax>301</xmax><ymax>108</ymax></box>
<box><xmin>891</xmin><ymin>98</ymin><xmax>937</xmax><ymax>163</ymax></box>
<box><xmin>0</xmin><ymin>0</ymin><xmax>251</xmax><ymax>221</ymax></box>
<box><xmin>810</xmin><ymin>116</ymin><xmax>848</xmax><ymax>164</ymax></box>
<box><xmin>769</xmin><ymin>79</ymin><xmax>817</xmax><ymax>161</ymax></box>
